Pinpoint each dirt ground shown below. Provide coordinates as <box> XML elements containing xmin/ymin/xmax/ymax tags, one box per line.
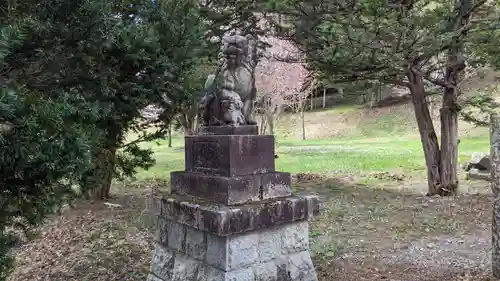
<box><xmin>7</xmin><ymin>175</ymin><xmax>498</xmax><ymax>281</ymax></box>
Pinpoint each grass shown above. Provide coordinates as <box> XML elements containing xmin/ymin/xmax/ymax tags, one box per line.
<box><xmin>135</xmin><ymin>133</ymin><xmax>490</xmax><ymax>180</ymax></box>
<box><xmin>131</xmin><ymin>102</ymin><xmax>490</xmax><ymax>181</ymax></box>
<box><xmin>134</xmin><ymin>137</ymin><xmax>185</xmax><ymax>180</ymax></box>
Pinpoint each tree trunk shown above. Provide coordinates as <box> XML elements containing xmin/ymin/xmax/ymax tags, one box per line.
<box><xmin>493</xmin><ymin>199</ymin><xmax>500</xmax><ymax>277</ymax></box>
<box><xmin>491</xmin><ymin>114</ymin><xmax>500</xmax><ymax>277</ymax></box>
<box><xmin>268</xmin><ymin>114</ymin><xmax>274</xmax><ymax>135</ymax></box>
<box><xmin>436</xmin><ymin>0</ymin><xmax>471</xmax><ymax>196</ymax></box>
<box><xmin>184</xmin><ymin>126</ymin><xmax>195</xmax><ymax>135</ymax></box>
<box><xmin>181</xmin><ymin>113</ymin><xmax>196</xmax><ymax>135</ymax></box>
<box><xmin>84</xmin><ymin>145</ymin><xmax>117</xmax><ymax>200</ymax></box>
<box><xmin>491</xmin><ymin>113</ymin><xmax>500</xmax><ymax>197</ymax></box>
<box><xmin>300</xmin><ymin>104</ymin><xmax>306</xmax><ymax>140</ymax></box>
<box><xmin>407</xmin><ymin>71</ymin><xmax>442</xmax><ymax>195</ymax></box>
<box><xmin>322</xmin><ymin>87</ymin><xmax>326</xmax><ymax>108</ymax></box>
<box><xmin>310</xmin><ymin>91</ymin><xmax>314</xmax><ymax>111</ymax></box>
<box><xmin>439</xmin><ymin>86</ymin><xmax>459</xmax><ymax>195</ymax></box>
<box><xmin>192</xmin><ymin>114</ymin><xmax>198</xmax><ymax>131</ymax></box>
<box><xmin>259</xmin><ymin>114</ymin><xmax>268</xmax><ymax>135</ymax></box>
<box><xmin>168</xmin><ymin>124</ymin><xmax>172</xmax><ymax>148</ymax></box>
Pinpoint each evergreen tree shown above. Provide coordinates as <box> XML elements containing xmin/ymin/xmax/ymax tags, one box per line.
<box><xmin>266</xmin><ymin>0</ymin><xmax>498</xmax><ymax>195</ymax></box>
<box><xmin>0</xmin><ymin>0</ymin><xmax>208</xmax><ymax>277</ymax></box>
<box><xmin>0</xmin><ymin>15</ymin><xmax>95</xmax><ymax>279</ymax></box>
<box><xmin>2</xmin><ymin>0</ymin><xmax>208</xmax><ymax>199</ymax></box>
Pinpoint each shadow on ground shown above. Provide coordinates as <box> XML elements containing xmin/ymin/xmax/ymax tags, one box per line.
<box><xmin>294</xmin><ymin>174</ymin><xmax>493</xmax><ymax>281</ymax></box>
<box><xmin>8</xmin><ymin>176</ymin><xmax>495</xmax><ymax>281</ymax></box>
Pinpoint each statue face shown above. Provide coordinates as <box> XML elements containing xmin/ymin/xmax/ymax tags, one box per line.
<box><xmin>223</xmin><ymin>45</ymin><xmax>239</xmax><ymax>61</ymax></box>
<box><xmin>222</xmin><ymin>35</ymin><xmax>248</xmax><ymax>66</ymax></box>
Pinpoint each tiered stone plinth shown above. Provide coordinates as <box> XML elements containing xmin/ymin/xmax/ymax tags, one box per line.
<box><xmin>147</xmin><ymin>125</ymin><xmax>320</xmax><ymax>281</ymax></box>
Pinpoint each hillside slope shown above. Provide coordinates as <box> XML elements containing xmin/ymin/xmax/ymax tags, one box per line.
<box><xmin>277</xmin><ymin>103</ymin><xmax>489</xmax><ymax>140</ymax></box>
<box><xmin>277</xmin><ymin>69</ymin><xmax>500</xmax><ymax>140</ymax></box>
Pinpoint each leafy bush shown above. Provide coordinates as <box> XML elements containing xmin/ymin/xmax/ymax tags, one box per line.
<box><xmin>0</xmin><ymin>0</ymin><xmax>210</xmax><ymax>277</ymax></box>
<box><xmin>0</xmin><ymin>89</ymin><xmax>96</xmax><ymax>280</ymax></box>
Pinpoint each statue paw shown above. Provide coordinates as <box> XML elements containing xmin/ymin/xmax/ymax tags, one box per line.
<box><xmin>246</xmin><ymin>119</ymin><xmax>257</xmax><ymax>125</ymax></box>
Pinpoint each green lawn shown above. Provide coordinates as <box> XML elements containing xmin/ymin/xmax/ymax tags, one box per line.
<box><xmin>129</xmin><ymin>103</ymin><xmax>493</xmax><ymax>180</ymax></box>
<box><xmin>135</xmin><ymin>134</ymin><xmax>490</xmax><ymax>180</ymax></box>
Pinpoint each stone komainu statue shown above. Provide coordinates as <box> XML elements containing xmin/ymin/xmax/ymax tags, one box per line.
<box><xmin>199</xmin><ymin>32</ymin><xmax>258</xmax><ymax>126</ymax></box>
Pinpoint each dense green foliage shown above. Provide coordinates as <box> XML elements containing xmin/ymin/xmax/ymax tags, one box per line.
<box><xmin>172</xmin><ymin>58</ymin><xmax>218</xmax><ymax>134</ymax></box>
<box><xmin>0</xmin><ymin>0</ymin><xmax>209</xmax><ymax>278</ymax></box>
<box><xmin>0</xmin><ymin>26</ymin><xmax>95</xmax><ymax>280</ymax></box>
<box><xmin>27</xmin><ymin>0</ymin><xmax>208</xmax><ymax>198</ymax></box>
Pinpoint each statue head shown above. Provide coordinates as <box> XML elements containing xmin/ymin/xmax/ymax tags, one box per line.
<box><xmin>220</xmin><ymin>32</ymin><xmax>256</xmax><ymax>68</ymax></box>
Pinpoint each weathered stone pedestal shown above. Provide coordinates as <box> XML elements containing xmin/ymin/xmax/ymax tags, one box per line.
<box><xmin>147</xmin><ymin>125</ymin><xmax>320</xmax><ymax>281</ymax></box>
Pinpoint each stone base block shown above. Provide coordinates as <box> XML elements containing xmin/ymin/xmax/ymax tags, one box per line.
<box><xmin>185</xmin><ymin>134</ymin><xmax>275</xmax><ymax>177</ymax></box>
<box><xmin>148</xmin><ymin>194</ymin><xmax>320</xmax><ymax>236</ymax></box>
<box><xmin>171</xmin><ymin>171</ymin><xmax>292</xmax><ymax>205</ymax></box>
<box><xmin>148</xmin><ymin>220</ymin><xmax>318</xmax><ymax>281</ymax></box>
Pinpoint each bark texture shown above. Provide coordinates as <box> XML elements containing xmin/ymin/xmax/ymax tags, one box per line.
<box><xmin>84</xmin><ymin>146</ymin><xmax>117</xmax><ymax>200</ymax></box>
<box><xmin>493</xmin><ymin>114</ymin><xmax>500</xmax><ymax>278</ymax></box>
<box><xmin>493</xmin><ymin>198</ymin><xmax>500</xmax><ymax>278</ymax></box>
<box><xmin>490</xmin><ymin>114</ymin><xmax>500</xmax><ymax>278</ymax></box>
<box><xmin>168</xmin><ymin>124</ymin><xmax>172</xmax><ymax>148</ymax></box>
<box><xmin>439</xmin><ymin>88</ymin><xmax>459</xmax><ymax>195</ymax></box>
<box><xmin>301</xmin><ymin>106</ymin><xmax>306</xmax><ymax>140</ymax></box>
<box><xmin>491</xmin><ymin>114</ymin><xmax>500</xmax><ymax>197</ymax></box>
<box><xmin>408</xmin><ymin>71</ymin><xmax>442</xmax><ymax>195</ymax></box>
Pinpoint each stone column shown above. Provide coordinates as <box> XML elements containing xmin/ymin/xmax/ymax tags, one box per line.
<box><xmin>146</xmin><ymin>125</ymin><xmax>320</xmax><ymax>281</ymax></box>
<box><xmin>492</xmin><ymin>113</ymin><xmax>500</xmax><ymax>277</ymax></box>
